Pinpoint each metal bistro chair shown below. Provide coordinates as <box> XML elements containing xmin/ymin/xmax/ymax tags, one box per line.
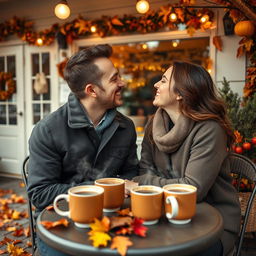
<box><xmin>21</xmin><ymin>156</ymin><xmax>37</xmax><ymax>255</ymax></box>
<box><xmin>229</xmin><ymin>153</ymin><xmax>256</xmax><ymax>256</ymax></box>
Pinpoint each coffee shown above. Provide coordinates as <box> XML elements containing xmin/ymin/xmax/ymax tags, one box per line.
<box><xmin>75</xmin><ymin>191</ymin><xmax>99</xmax><ymax>196</ymax></box>
<box><xmin>136</xmin><ymin>190</ymin><xmax>158</xmax><ymax>194</ymax></box>
<box><xmin>167</xmin><ymin>189</ymin><xmax>189</xmax><ymax>193</ymax></box>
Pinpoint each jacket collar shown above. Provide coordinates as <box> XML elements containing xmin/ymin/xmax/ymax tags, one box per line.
<box><xmin>67</xmin><ymin>93</ymin><xmax>126</xmax><ymax>129</ymax></box>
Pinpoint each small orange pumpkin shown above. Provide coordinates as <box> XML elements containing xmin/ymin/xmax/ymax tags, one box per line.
<box><xmin>234</xmin><ymin>20</ymin><xmax>255</xmax><ymax>37</ymax></box>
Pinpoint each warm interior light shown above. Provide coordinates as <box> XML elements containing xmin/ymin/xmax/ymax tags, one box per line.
<box><xmin>54</xmin><ymin>0</ymin><xmax>70</xmax><ymax>20</ymax></box>
<box><xmin>136</xmin><ymin>0</ymin><xmax>150</xmax><ymax>14</ymax></box>
<box><xmin>90</xmin><ymin>25</ymin><xmax>97</xmax><ymax>33</ymax></box>
<box><xmin>200</xmin><ymin>14</ymin><xmax>209</xmax><ymax>24</ymax></box>
<box><xmin>36</xmin><ymin>38</ymin><xmax>43</xmax><ymax>46</ymax></box>
<box><xmin>169</xmin><ymin>12</ymin><xmax>177</xmax><ymax>22</ymax></box>
<box><xmin>172</xmin><ymin>40</ymin><xmax>180</xmax><ymax>48</ymax></box>
<box><xmin>142</xmin><ymin>43</ymin><xmax>148</xmax><ymax>49</ymax></box>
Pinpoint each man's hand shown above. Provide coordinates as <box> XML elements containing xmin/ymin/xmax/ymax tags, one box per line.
<box><xmin>124</xmin><ymin>180</ymin><xmax>139</xmax><ymax>197</ymax></box>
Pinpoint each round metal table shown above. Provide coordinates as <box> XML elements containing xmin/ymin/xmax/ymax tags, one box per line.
<box><xmin>36</xmin><ymin>202</ymin><xmax>223</xmax><ymax>256</ymax></box>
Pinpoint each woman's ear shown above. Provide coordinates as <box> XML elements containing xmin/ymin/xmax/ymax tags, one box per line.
<box><xmin>85</xmin><ymin>84</ymin><xmax>97</xmax><ymax>97</ymax></box>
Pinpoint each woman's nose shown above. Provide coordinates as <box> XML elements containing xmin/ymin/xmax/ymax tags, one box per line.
<box><xmin>154</xmin><ymin>82</ymin><xmax>159</xmax><ymax>89</ymax></box>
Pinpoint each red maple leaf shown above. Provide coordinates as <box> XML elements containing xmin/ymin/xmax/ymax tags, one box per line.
<box><xmin>131</xmin><ymin>218</ymin><xmax>147</xmax><ymax>237</ymax></box>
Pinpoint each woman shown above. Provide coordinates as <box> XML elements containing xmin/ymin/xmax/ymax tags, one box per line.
<box><xmin>132</xmin><ymin>61</ymin><xmax>241</xmax><ymax>256</ymax></box>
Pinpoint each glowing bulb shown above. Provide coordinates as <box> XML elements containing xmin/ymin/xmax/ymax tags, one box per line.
<box><xmin>200</xmin><ymin>14</ymin><xmax>209</xmax><ymax>24</ymax></box>
<box><xmin>136</xmin><ymin>0</ymin><xmax>150</xmax><ymax>14</ymax></box>
<box><xmin>169</xmin><ymin>12</ymin><xmax>177</xmax><ymax>22</ymax></box>
<box><xmin>90</xmin><ymin>25</ymin><xmax>97</xmax><ymax>33</ymax></box>
<box><xmin>172</xmin><ymin>40</ymin><xmax>180</xmax><ymax>48</ymax></box>
<box><xmin>54</xmin><ymin>0</ymin><xmax>70</xmax><ymax>20</ymax></box>
<box><xmin>207</xmin><ymin>69</ymin><xmax>212</xmax><ymax>73</ymax></box>
<box><xmin>142</xmin><ymin>43</ymin><xmax>148</xmax><ymax>49</ymax></box>
<box><xmin>36</xmin><ymin>38</ymin><xmax>43</xmax><ymax>46</ymax></box>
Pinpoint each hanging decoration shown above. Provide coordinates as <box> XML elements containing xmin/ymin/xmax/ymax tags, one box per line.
<box><xmin>57</xmin><ymin>58</ymin><xmax>69</xmax><ymax>79</ymax></box>
<box><xmin>0</xmin><ymin>3</ymin><xmax>214</xmax><ymax>46</ymax></box>
<box><xmin>0</xmin><ymin>72</ymin><xmax>16</xmax><ymax>101</ymax></box>
<box><xmin>33</xmin><ymin>73</ymin><xmax>48</xmax><ymax>94</ymax></box>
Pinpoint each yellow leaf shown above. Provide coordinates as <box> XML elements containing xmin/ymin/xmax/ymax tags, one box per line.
<box><xmin>12</xmin><ymin>210</ymin><xmax>21</xmax><ymax>220</ymax></box>
<box><xmin>89</xmin><ymin>217</ymin><xmax>110</xmax><ymax>232</ymax></box>
<box><xmin>88</xmin><ymin>231</ymin><xmax>111</xmax><ymax>247</ymax></box>
<box><xmin>110</xmin><ymin>236</ymin><xmax>133</xmax><ymax>256</ymax></box>
<box><xmin>6</xmin><ymin>243</ymin><xmax>24</xmax><ymax>256</ymax></box>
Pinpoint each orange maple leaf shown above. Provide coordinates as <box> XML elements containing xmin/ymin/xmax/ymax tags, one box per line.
<box><xmin>117</xmin><ymin>208</ymin><xmax>132</xmax><ymax>216</ymax></box>
<box><xmin>40</xmin><ymin>218</ymin><xmax>69</xmax><ymax>229</ymax></box>
<box><xmin>89</xmin><ymin>216</ymin><xmax>110</xmax><ymax>232</ymax></box>
<box><xmin>6</xmin><ymin>242</ymin><xmax>24</xmax><ymax>256</ymax></box>
<box><xmin>110</xmin><ymin>236</ymin><xmax>133</xmax><ymax>256</ymax></box>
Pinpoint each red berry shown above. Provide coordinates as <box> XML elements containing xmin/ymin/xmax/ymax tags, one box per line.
<box><xmin>235</xmin><ymin>146</ymin><xmax>243</xmax><ymax>154</ymax></box>
<box><xmin>251</xmin><ymin>137</ymin><xmax>256</xmax><ymax>145</ymax></box>
<box><xmin>242</xmin><ymin>142</ymin><xmax>251</xmax><ymax>150</ymax></box>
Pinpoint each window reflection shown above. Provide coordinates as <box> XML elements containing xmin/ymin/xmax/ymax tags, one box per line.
<box><xmin>0</xmin><ymin>105</ymin><xmax>6</xmax><ymax>124</ymax></box>
<box><xmin>9</xmin><ymin>104</ymin><xmax>17</xmax><ymax>125</ymax></box>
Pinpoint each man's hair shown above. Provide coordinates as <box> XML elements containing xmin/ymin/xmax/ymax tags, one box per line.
<box><xmin>64</xmin><ymin>44</ymin><xmax>113</xmax><ymax>99</ymax></box>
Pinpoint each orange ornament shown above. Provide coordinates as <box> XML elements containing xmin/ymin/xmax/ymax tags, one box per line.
<box><xmin>234</xmin><ymin>20</ymin><xmax>255</xmax><ymax>37</ymax></box>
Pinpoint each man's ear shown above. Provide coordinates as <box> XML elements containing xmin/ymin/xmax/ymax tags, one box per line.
<box><xmin>85</xmin><ymin>84</ymin><xmax>97</xmax><ymax>97</ymax></box>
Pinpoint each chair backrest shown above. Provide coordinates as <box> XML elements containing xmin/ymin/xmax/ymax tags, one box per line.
<box><xmin>229</xmin><ymin>153</ymin><xmax>256</xmax><ymax>256</ymax></box>
<box><xmin>21</xmin><ymin>156</ymin><xmax>37</xmax><ymax>255</ymax></box>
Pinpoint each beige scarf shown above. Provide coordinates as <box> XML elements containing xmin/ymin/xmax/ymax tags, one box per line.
<box><xmin>152</xmin><ymin>108</ymin><xmax>195</xmax><ymax>153</ymax></box>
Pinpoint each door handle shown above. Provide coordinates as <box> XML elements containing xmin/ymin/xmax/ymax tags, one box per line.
<box><xmin>18</xmin><ymin>111</ymin><xmax>23</xmax><ymax>116</ymax></box>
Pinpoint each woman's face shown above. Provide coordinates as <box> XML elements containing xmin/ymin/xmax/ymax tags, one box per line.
<box><xmin>153</xmin><ymin>66</ymin><xmax>180</xmax><ymax>109</ymax></box>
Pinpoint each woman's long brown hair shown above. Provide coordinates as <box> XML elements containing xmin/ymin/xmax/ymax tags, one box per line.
<box><xmin>148</xmin><ymin>60</ymin><xmax>234</xmax><ymax>148</ymax></box>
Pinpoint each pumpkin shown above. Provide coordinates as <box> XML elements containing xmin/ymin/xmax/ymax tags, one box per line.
<box><xmin>234</xmin><ymin>20</ymin><xmax>255</xmax><ymax>37</ymax></box>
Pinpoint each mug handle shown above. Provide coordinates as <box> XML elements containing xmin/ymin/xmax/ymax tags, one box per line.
<box><xmin>165</xmin><ymin>196</ymin><xmax>179</xmax><ymax>219</ymax></box>
<box><xmin>53</xmin><ymin>194</ymin><xmax>70</xmax><ymax>217</ymax></box>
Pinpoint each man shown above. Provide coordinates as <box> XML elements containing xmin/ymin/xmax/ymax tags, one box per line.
<box><xmin>27</xmin><ymin>44</ymin><xmax>138</xmax><ymax>255</ymax></box>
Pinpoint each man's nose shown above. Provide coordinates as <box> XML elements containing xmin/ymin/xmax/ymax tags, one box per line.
<box><xmin>118</xmin><ymin>79</ymin><xmax>125</xmax><ymax>87</ymax></box>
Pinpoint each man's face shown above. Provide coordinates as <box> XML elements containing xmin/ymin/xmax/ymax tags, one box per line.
<box><xmin>93</xmin><ymin>57</ymin><xmax>125</xmax><ymax>109</ymax></box>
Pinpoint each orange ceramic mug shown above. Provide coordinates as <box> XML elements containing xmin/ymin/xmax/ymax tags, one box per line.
<box><xmin>131</xmin><ymin>185</ymin><xmax>163</xmax><ymax>225</ymax></box>
<box><xmin>53</xmin><ymin>185</ymin><xmax>104</xmax><ymax>228</ymax></box>
<box><xmin>163</xmin><ymin>184</ymin><xmax>197</xmax><ymax>224</ymax></box>
<box><xmin>95</xmin><ymin>178</ymin><xmax>125</xmax><ymax>212</ymax></box>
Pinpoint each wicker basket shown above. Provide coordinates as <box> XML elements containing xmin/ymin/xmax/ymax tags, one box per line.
<box><xmin>239</xmin><ymin>192</ymin><xmax>256</xmax><ymax>232</ymax></box>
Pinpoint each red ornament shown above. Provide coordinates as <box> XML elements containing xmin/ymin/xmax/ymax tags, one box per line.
<box><xmin>242</xmin><ymin>142</ymin><xmax>251</xmax><ymax>150</ymax></box>
<box><xmin>235</xmin><ymin>146</ymin><xmax>243</xmax><ymax>154</ymax></box>
<box><xmin>251</xmin><ymin>137</ymin><xmax>256</xmax><ymax>145</ymax></box>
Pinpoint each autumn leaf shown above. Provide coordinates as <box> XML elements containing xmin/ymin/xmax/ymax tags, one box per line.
<box><xmin>236</xmin><ymin>45</ymin><xmax>245</xmax><ymax>58</ymax></box>
<box><xmin>90</xmin><ymin>217</ymin><xmax>110</xmax><ymax>232</ymax></box>
<box><xmin>19</xmin><ymin>182</ymin><xmax>25</xmax><ymax>188</ymax></box>
<box><xmin>115</xmin><ymin>227</ymin><xmax>133</xmax><ymax>235</ymax></box>
<box><xmin>110</xmin><ymin>216</ymin><xmax>133</xmax><ymax>229</ymax></box>
<box><xmin>243</xmin><ymin>39</ymin><xmax>253</xmax><ymax>52</ymax></box>
<box><xmin>88</xmin><ymin>231</ymin><xmax>111</xmax><ymax>247</ymax></box>
<box><xmin>24</xmin><ymin>226</ymin><xmax>30</xmax><ymax>237</ymax></box>
<box><xmin>26</xmin><ymin>241</ymin><xmax>32</xmax><ymax>247</ymax></box>
<box><xmin>12</xmin><ymin>228</ymin><xmax>24</xmax><ymax>237</ymax></box>
<box><xmin>0</xmin><ymin>249</ymin><xmax>7</xmax><ymax>255</ymax></box>
<box><xmin>111</xmin><ymin>17</ymin><xmax>124</xmax><ymax>26</ymax></box>
<box><xmin>40</xmin><ymin>218</ymin><xmax>69</xmax><ymax>229</ymax></box>
<box><xmin>131</xmin><ymin>218</ymin><xmax>148</xmax><ymax>237</ymax></box>
<box><xmin>213</xmin><ymin>36</ymin><xmax>222</xmax><ymax>51</ymax></box>
<box><xmin>45</xmin><ymin>205</ymin><xmax>54</xmax><ymax>211</ymax></box>
<box><xmin>117</xmin><ymin>208</ymin><xmax>132</xmax><ymax>216</ymax></box>
<box><xmin>110</xmin><ymin>236</ymin><xmax>133</xmax><ymax>256</ymax></box>
<box><xmin>12</xmin><ymin>210</ymin><xmax>21</xmax><ymax>220</ymax></box>
<box><xmin>6</xmin><ymin>243</ymin><xmax>24</xmax><ymax>256</ymax></box>
<box><xmin>187</xmin><ymin>26</ymin><xmax>196</xmax><ymax>36</ymax></box>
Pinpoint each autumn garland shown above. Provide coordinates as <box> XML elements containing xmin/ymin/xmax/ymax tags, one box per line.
<box><xmin>0</xmin><ymin>72</ymin><xmax>16</xmax><ymax>100</ymax></box>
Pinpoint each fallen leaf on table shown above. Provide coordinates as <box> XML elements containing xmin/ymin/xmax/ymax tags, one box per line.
<box><xmin>0</xmin><ymin>249</ymin><xmax>7</xmax><ymax>255</ymax></box>
<box><xmin>6</xmin><ymin>242</ymin><xmax>24</xmax><ymax>256</ymax></box>
<box><xmin>40</xmin><ymin>218</ymin><xmax>69</xmax><ymax>229</ymax></box>
<box><xmin>115</xmin><ymin>227</ymin><xmax>133</xmax><ymax>235</ymax></box>
<box><xmin>131</xmin><ymin>218</ymin><xmax>147</xmax><ymax>237</ymax></box>
<box><xmin>90</xmin><ymin>216</ymin><xmax>110</xmax><ymax>232</ymax></box>
<box><xmin>45</xmin><ymin>205</ymin><xmax>54</xmax><ymax>211</ymax></box>
<box><xmin>88</xmin><ymin>231</ymin><xmax>111</xmax><ymax>247</ymax></box>
<box><xmin>110</xmin><ymin>216</ymin><xmax>133</xmax><ymax>229</ymax></box>
<box><xmin>117</xmin><ymin>208</ymin><xmax>132</xmax><ymax>216</ymax></box>
<box><xmin>110</xmin><ymin>236</ymin><xmax>133</xmax><ymax>256</ymax></box>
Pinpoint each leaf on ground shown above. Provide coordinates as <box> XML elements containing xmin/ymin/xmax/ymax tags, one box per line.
<box><xmin>0</xmin><ymin>236</ymin><xmax>13</xmax><ymax>246</ymax></box>
<box><xmin>110</xmin><ymin>216</ymin><xmax>132</xmax><ymax>230</ymax></box>
<box><xmin>24</xmin><ymin>226</ymin><xmax>30</xmax><ymax>237</ymax></box>
<box><xmin>117</xmin><ymin>208</ymin><xmax>132</xmax><ymax>216</ymax></box>
<box><xmin>6</xmin><ymin>226</ymin><xmax>16</xmax><ymax>232</ymax></box>
<box><xmin>88</xmin><ymin>231</ymin><xmax>111</xmax><ymax>247</ymax></box>
<box><xmin>19</xmin><ymin>182</ymin><xmax>25</xmax><ymax>188</ymax></box>
<box><xmin>12</xmin><ymin>210</ymin><xmax>21</xmax><ymax>220</ymax></box>
<box><xmin>13</xmin><ymin>240</ymin><xmax>22</xmax><ymax>245</ymax></box>
<box><xmin>12</xmin><ymin>228</ymin><xmax>24</xmax><ymax>237</ymax></box>
<box><xmin>89</xmin><ymin>217</ymin><xmax>110</xmax><ymax>232</ymax></box>
<box><xmin>131</xmin><ymin>218</ymin><xmax>147</xmax><ymax>237</ymax></box>
<box><xmin>40</xmin><ymin>218</ymin><xmax>69</xmax><ymax>229</ymax></box>
<box><xmin>6</xmin><ymin>242</ymin><xmax>24</xmax><ymax>256</ymax></box>
<box><xmin>110</xmin><ymin>236</ymin><xmax>133</xmax><ymax>256</ymax></box>
<box><xmin>26</xmin><ymin>241</ymin><xmax>32</xmax><ymax>247</ymax></box>
<box><xmin>45</xmin><ymin>205</ymin><xmax>54</xmax><ymax>211</ymax></box>
<box><xmin>10</xmin><ymin>194</ymin><xmax>26</xmax><ymax>204</ymax></box>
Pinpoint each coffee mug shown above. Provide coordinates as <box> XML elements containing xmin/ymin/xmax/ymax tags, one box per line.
<box><xmin>131</xmin><ymin>185</ymin><xmax>163</xmax><ymax>225</ymax></box>
<box><xmin>53</xmin><ymin>185</ymin><xmax>104</xmax><ymax>228</ymax></box>
<box><xmin>95</xmin><ymin>178</ymin><xmax>125</xmax><ymax>212</ymax></box>
<box><xmin>163</xmin><ymin>184</ymin><xmax>197</xmax><ymax>224</ymax></box>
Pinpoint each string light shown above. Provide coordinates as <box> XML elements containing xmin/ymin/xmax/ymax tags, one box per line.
<box><xmin>90</xmin><ymin>25</ymin><xmax>97</xmax><ymax>33</ymax></box>
<box><xmin>54</xmin><ymin>0</ymin><xmax>70</xmax><ymax>20</ymax></box>
<box><xmin>169</xmin><ymin>12</ymin><xmax>177</xmax><ymax>22</ymax></box>
<box><xmin>36</xmin><ymin>38</ymin><xmax>43</xmax><ymax>46</ymax></box>
<box><xmin>142</xmin><ymin>43</ymin><xmax>148</xmax><ymax>49</ymax></box>
<box><xmin>200</xmin><ymin>14</ymin><xmax>209</xmax><ymax>23</ymax></box>
<box><xmin>136</xmin><ymin>0</ymin><xmax>150</xmax><ymax>14</ymax></box>
<box><xmin>172</xmin><ymin>39</ymin><xmax>180</xmax><ymax>48</ymax></box>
